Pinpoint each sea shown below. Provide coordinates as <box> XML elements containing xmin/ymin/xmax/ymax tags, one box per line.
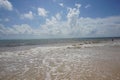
<box><xmin>0</xmin><ymin>37</ymin><xmax>120</xmax><ymax>80</ymax></box>
<box><xmin>0</xmin><ymin>37</ymin><xmax>119</xmax><ymax>47</ymax></box>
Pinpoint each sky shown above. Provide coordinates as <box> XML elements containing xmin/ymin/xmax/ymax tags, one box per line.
<box><xmin>0</xmin><ymin>0</ymin><xmax>120</xmax><ymax>39</ymax></box>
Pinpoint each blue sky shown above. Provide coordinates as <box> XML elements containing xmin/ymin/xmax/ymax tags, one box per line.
<box><xmin>0</xmin><ymin>0</ymin><xmax>120</xmax><ymax>39</ymax></box>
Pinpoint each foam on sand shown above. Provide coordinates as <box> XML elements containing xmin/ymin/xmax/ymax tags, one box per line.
<box><xmin>0</xmin><ymin>40</ymin><xmax>120</xmax><ymax>80</ymax></box>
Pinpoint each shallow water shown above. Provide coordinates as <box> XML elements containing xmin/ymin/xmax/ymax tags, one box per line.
<box><xmin>0</xmin><ymin>43</ymin><xmax>120</xmax><ymax>80</ymax></box>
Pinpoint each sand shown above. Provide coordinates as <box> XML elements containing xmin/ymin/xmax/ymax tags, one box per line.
<box><xmin>0</xmin><ymin>40</ymin><xmax>120</xmax><ymax>80</ymax></box>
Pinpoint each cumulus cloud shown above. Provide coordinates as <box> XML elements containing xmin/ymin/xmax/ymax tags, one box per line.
<box><xmin>37</xmin><ymin>4</ymin><xmax>120</xmax><ymax>37</ymax></box>
<box><xmin>21</xmin><ymin>11</ymin><xmax>34</xmax><ymax>20</ymax></box>
<box><xmin>0</xmin><ymin>24</ymin><xmax>34</xmax><ymax>35</ymax></box>
<box><xmin>38</xmin><ymin>8</ymin><xmax>48</xmax><ymax>17</ymax></box>
<box><xmin>12</xmin><ymin>24</ymin><xmax>34</xmax><ymax>34</ymax></box>
<box><xmin>1</xmin><ymin>16</ymin><xmax>120</xmax><ymax>38</ymax></box>
<box><xmin>0</xmin><ymin>0</ymin><xmax>13</xmax><ymax>11</ymax></box>
<box><xmin>75</xmin><ymin>3</ymin><xmax>81</xmax><ymax>8</ymax></box>
<box><xmin>39</xmin><ymin>13</ymin><xmax>63</xmax><ymax>35</ymax></box>
<box><xmin>59</xmin><ymin>3</ymin><xmax>64</xmax><ymax>7</ymax></box>
<box><xmin>85</xmin><ymin>4</ymin><xmax>91</xmax><ymax>8</ymax></box>
<box><xmin>1</xmin><ymin>3</ymin><xmax>120</xmax><ymax>38</ymax></box>
<box><xmin>55</xmin><ymin>13</ymin><xmax>61</xmax><ymax>20</ymax></box>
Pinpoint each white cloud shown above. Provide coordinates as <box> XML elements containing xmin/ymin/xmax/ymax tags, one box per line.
<box><xmin>1</xmin><ymin>3</ymin><xmax>120</xmax><ymax>38</ymax></box>
<box><xmin>36</xmin><ymin>4</ymin><xmax>120</xmax><ymax>37</ymax></box>
<box><xmin>0</xmin><ymin>24</ymin><xmax>34</xmax><ymax>35</ymax></box>
<box><xmin>75</xmin><ymin>3</ymin><xmax>81</xmax><ymax>8</ymax></box>
<box><xmin>79</xmin><ymin>16</ymin><xmax>120</xmax><ymax>37</ymax></box>
<box><xmin>55</xmin><ymin>13</ymin><xmax>61</xmax><ymax>20</ymax></box>
<box><xmin>66</xmin><ymin>4</ymin><xmax>81</xmax><ymax>35</ymax></box>
<box><xmin>1</xmin><ymin>16</ymin><xmax>120</xmax><ymax>38</ymax></box>
<box><xmin>85</xmin><ymin>4</ymin><xmax>91</xmax><ymax>8</ymax></box>
<box><xmin>12</xmin><ymin>24</ymin><xmax>33</xmax><ymax>34</ymax></box>
<box><xmin>0</xmin><ymin>0</ymin><xmax>13</xmax><ymax>11</ymax></box>
<box><xmin>21</xmin><ymin>11</ymin><xmax>34</xmax><ymax>20</ymax></box>
<box><xmin>38</xmin><ymin>8</ymin><xmax>48</xmax><ymax>17</ymax></box>
<box><xmin>59</xmin><ymin>3</ymin><xmax>64</xmax><ymax>7</ymax></box>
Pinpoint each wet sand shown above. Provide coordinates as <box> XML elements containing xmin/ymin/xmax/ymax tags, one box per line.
<box><xmin>0</xmin><ymin>40</ymin><xmax>120</xmax><ymax>80</ymax></box>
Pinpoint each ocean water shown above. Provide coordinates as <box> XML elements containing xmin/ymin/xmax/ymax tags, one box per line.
<box><xmin>0</xmin><ymin>39</ymin><xmax>120</xmax><ymax>80</ymax></box>
<box><xmin>0</xmin><ymin>37</ymin><xmax>120</xmax><ymax>80</ymax></box>
<box><xmin>0</xmin><ymin>37</ymin><xmax>119</xmax><ymax>47</ymax></box>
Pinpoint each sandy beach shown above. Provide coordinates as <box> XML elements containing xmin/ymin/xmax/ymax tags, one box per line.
<box><xmin>0</xmin><ymin>40</ymin><xmax>120</xmax><ymax>80</ymax></box>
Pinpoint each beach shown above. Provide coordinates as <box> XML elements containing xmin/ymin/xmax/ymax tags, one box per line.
<box><xmin>0</xmin><ymin>40</ymin><xmax>120</xmax><ymax>80</ymax></box>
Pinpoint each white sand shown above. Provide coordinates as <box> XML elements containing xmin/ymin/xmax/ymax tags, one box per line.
<box><xmin>0</xmin><ymin>40</ymin><xmax>120</xmax><ymax>80</ymax></box>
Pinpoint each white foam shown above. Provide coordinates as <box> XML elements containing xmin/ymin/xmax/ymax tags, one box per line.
<box><xmin>1</xmin><ymin>41</ymin><xmax>120</xmax><ymax>80</ymax></box>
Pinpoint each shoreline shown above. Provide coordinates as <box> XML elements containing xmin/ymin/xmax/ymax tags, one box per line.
<box><xmin>0</xmin><ymin>39</ymin><xmax>119</xmax><ymax>52</ymax></box>
<box><xmin>0</xmin><ymin>40</ymin><xmax>120</xmax><ymax>80</ymax></box>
